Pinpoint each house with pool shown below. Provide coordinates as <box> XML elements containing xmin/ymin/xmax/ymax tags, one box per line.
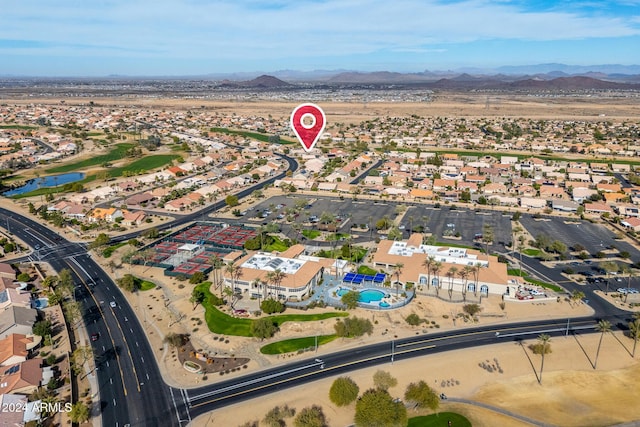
<box><xmin>222</xmin><ymin>245</ymin><xmax>333</xmax><ymax>302</ymax></box>
<box><xmin>372</xmin><ymin>233</ymin><xmax>512</xmax><ymax>297</ymax></box>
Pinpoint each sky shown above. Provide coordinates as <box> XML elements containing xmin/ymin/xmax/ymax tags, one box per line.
<box><xmin>1</xmin><ymin>0</ymin><xmax>639</xmax><ymax>77</ymax></box>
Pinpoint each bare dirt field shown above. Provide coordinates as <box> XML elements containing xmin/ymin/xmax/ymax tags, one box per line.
<box><xmin>9</xmin><ymin>93</ymin><xmax>640</xmax><ymax>124</ymax></box>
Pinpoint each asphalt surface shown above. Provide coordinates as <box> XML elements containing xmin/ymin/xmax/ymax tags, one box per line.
<box><xmin>0</xmin><ymin>207</ymin><xmax>185</xmax><ymax>427</ymax></box>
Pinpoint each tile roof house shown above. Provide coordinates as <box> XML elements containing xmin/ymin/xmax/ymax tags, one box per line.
<box><xmin>121</xmin><ymin>210</ymin><xmax>147</xmax><ymax>226</ymax></box>
<box><xmin>539</xmin><ymin>185</ymin><xmax>566</xmax><ymax>198</ymax></box>
<box><xmin>584</xmin><ymin>202</ymin><xmax>614</xmax><ymax>215</ymax></box>
<box><xmin>0</xmin><ymin>264</ymin><xmax>15</xmax><ymax>280</ymax></box>
<box><xmin>0</xmin><ymin>359</ymin><xmax>44</xmax><ymax>395</ymax></box>
<box><xmin>621</xmin><ymin>217</ymin><xmax>640</xmax><ymax>232</ymax></box>
<box><xmin>0</xmin><ymin>334</ymin><xmax>34</xmax><ymax>366</ymax></box>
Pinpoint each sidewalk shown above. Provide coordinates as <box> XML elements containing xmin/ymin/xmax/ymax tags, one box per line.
<box><xmin>74</xmin><ymin>309</ymin><xmax>102</xmax><ymax>427</ymax></box>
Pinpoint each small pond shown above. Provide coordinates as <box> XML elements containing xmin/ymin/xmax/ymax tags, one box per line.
<box><xmin>3</xmin><ymin>172</ymin><xmax>85</xmax><ymax>196</ymax></box>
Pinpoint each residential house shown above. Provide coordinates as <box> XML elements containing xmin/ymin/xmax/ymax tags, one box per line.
<box><xmin>125</xmin><ymin>192</ymin><xmax>155</xmax><ymax>206</ymax></box>
<box><xmin>572</xmin><ymin>188</ymin><xmax>597</xmax><ymax>203</ymax></box>
<box><xmin>584</xmin><ymin>202</ymin><xmax>614</xmax><ymax>215</ymax></box>
<box><xmin>0</xmin><ymin>264</ymin><xmax>15</xmax><ymax>280</ymax></box>
<box><xmin>0</xmin><ymin>306</ymin><xmax>37</xmax><ymax>340</ymax></box>
<box><xmin>539</xmin><ymin>185</ymin><xmax>565</xmax><ymax>199</ymax></box>
<box><xmin>551</xmin><ymin>200</ymin><xmax>579</xmax><ymax>212</ymax></box>
<box><xmin>0</xmin><ymin>393</ymin><xmax>41</xmax><ymax>425</ymax></box>
<box><xmin>0</xmin><ymin>334</ymin><xmax>34</xmax><ymax>366</ymax></box>
<box><xmin>89</xmin><ymin>207</ymin><xmax>122</xmax><ymax>223</ymax></box>
<box><xmin>616</xmin><ymin>204</ymin><xmax>640</xmax><ymax>218</ymax></box>
<box><xmin>0</xmin><ymin>359</ymin><xmax>46</xmax><ymax>395</ymax></box>
<box><xmin>520</xmin><ymin>197</ymin><xmax>547</xmax><ymax>209</ymax></box>
<box><xmin>121</xmin><ymin>210</ymin><xmax>147</xmax><ymax>226</ymax></box>
<box><xmin>621</xmin><ymin>217</ymin><xmax>640</xmax><ymax>232</ymax></box>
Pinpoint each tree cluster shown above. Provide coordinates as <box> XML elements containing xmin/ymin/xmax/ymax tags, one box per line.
<box><xmin>334</xmin><ymin>316</ymin><xmax>373</xmax><ymax>338</ymax></box>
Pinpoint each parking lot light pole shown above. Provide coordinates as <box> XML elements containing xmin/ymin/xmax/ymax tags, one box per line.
<box><xmin>391</xmin><ymin>339</ymin><xmax>395</xmax><ymax>364</ymax></box>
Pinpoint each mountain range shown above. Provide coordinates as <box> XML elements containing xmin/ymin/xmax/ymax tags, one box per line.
<box><xmin>223</xmin><ymin>71</ymin><xmax>640</xmax><ymax>91</ymax></box>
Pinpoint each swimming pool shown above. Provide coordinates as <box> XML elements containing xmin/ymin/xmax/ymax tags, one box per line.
<box><xmin>32</xmin><ymin>298</ymin><xmax>49</xmax><ymax>309</ymax></box>
<box><xmin>336</xmin><ymin>288</ymin><xmax>388</xmax><ymax>303</ymax></box>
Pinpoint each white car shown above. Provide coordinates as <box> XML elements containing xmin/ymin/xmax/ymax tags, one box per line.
<box><xmin>110</xmin><ymin>301</ymin><xmax>117</xmax><ymax>308</ymax></box>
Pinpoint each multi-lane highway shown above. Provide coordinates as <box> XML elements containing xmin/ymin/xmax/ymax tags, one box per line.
<box><xmin>1</xmin><ymin>149</ymin><xmax>637</xmax><ymax>426</ymax></box>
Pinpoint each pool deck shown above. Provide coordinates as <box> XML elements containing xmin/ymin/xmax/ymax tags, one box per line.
<box><xmin>285</xmin><ymin>274</ymin><xmax>414</xmax><ymax>310</ymax></box>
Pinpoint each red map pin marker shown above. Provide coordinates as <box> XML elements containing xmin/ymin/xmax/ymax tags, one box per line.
<box><xmin>290</xmin><ymin>103</ymin><xmax>326</xmax><ymax>152</ymax></box>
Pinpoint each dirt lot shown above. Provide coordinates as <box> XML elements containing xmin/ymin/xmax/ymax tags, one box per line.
<box><xmin>10</xmin><ymin>93</ymin><xmax>640</xmax><ymax>124</ymax></box>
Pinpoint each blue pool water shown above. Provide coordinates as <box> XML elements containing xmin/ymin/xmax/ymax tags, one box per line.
<box><xmin>337</xmin><ymin>288</ymin><xmax>388</xmax><ymax>304</ymax></box>
<box><xmin>32</xmin><ymin>298</ymin><xmax>49</xmax><ymax>309</ymax></box>
<box><xmin>3</xmin><ymin>172</ymin><xmax>85</xmax><ymax>196</ymax></box>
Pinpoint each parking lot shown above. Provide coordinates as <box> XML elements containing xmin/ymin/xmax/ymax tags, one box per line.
<box><xmin>520</xmin><ymin>215</ymin><xmax>640</xmax><ymax>259</ymax></box>
<box><xmin>406</xmin><ymin>205</ymin><xmax>513</xmax><ymax>248</ymax></box>
<box><xmin>239</xmin><ymin>195</ymin><xmax>514</xmax><ymax>248</ymax></box>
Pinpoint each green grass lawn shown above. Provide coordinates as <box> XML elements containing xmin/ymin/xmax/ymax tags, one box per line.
<box><xmin>46</xmin><ymin>143</ymin><xmax>134</xmax><ymax>173</ymax></box>
<box><xmin>435</xmin><ymin>241</ymin><xmax>476</xmax><ymax>250</ymax></box>
<box><xmin>260</xmin><ymin>334</ymin><xmax>337</xmax><ymax>354</ymax></box>
<box><xmin>507</xmin><ymin>269</ymin><xmax>563</xmax><ymax>292</ymax></box>
<box><xmin>196</xmin><ymin>282</ymin><xmax>348</xmax><ymax>336</ymax></box>
<box><xmin>103</xmin><ymin>242</ymin><xmax>128</xmax><ymax>258</ymax></box>
<box><xmin>302</xmin><ymin>229</ymin><xmax>320</xmax><ymax>239</ymax></box>
<box><xmin>12</xmin><ymin>153</ymin><xmax>179</xmax><ymax>199</ymax></box>
<box><xmin>524</xmin><ymin>277</ymin><xmax>563</xmax><ymax>292</ymax></box>
<box><xmin>316</xmin><ymin>247</ymin><xmax>368</xmax><ymax>263</ymax></box>
<box><xmin>140</xmin><ymin>280</ymin><xmax>156</xmax><ymax>291</ymax></box>
<box><xmin>408</xmin><ymin>412</ymin><xmax>471</xmax><ymax>427</ymax></box>
<box><xmin>326</xmin><ymin>232</ymin><xmax>350</xmax><ymax>242</ymax></box>
<box><xmin>0</xmin><ymin>124</ymin><xmax>36</xmax><ymax>130</ymax></box>
<box><xmin>523</xmin><ymin>248</ymin><xmax>542</xmax><ymax>256</ymax></box>
<box><xmin>357</xmin><ymin>265</ymin><xmax>378</xmax><ymax>275</ymax></box>
<box><xmin>264</xmin><ymin>235</ymin><xmax>290</xmax><ymax>252</ymax></box>
<box><xmin>100</xmin><ymin>154</ymin><xmax>179</xmax><ymax>178</ymax></box>
<box><xmin>210</xmin><ymin>127</ymin><xmax>296</xmax><ymax>144</ymax></box>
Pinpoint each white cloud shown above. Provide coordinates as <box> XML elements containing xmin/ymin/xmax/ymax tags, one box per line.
<box><xmin>1</xmin><ymin>0</ymin><xmax>639</xmax><ymax>63</ymax></box>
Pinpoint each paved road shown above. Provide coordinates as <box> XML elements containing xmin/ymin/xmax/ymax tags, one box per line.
<box><xmin>0</xmin><ymin>207</ymin><xmax>187</xmax><ymax>427</ymax></box>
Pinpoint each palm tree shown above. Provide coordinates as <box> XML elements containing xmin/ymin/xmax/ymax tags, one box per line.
<box><xmin>570</xmin><ymin>290</ymin><xmax>585</xmax><ymax>307</ymax></box>
<box><xmin>223</xmin><ymin>286</ymin><xmax>234</xmax><ymax>308</ymax></box>
<box><xmin>461</xmin><ymin>265</ymin><xmax>473</xmax><ymax>300</ymax></box>
<box><xmin>422</xmin><ymin>215</ymin><xmax>430</xmax><ymax>235</ymax></box>
<box><xmin>224</xmin><ymin>261</ymin><xmax>242</xmax><ymax>295</ymax></box>
<box><xmin>594</xmin><ymin>319</ymin><xmax>612</xmax><ymax>369</ymax></box>
<box><xmin>432</xmin><ymin>262</ymin><xmax>442</xmax><ymax>296</ymax></box>
<box><xmin>516</xmin><ymin>235</ymin><xmax>526</xmax><ymax>276</ymax></box>
<box><xmin>599</xmin><ymin>261</ymin><xmax>618</xmax><ymax>295</ymax></box>
<box><xmin>266</xmin><ymin>269</ymin><xmax>286</xmax><ymax>301</ymax></box>
<box><xmin>393</xmin><ymin>263</ymin><xmax>404</xmax><ymax>296</ymax></box>
<box><xmin>251</xmin><ymin>277</ymin><xmax>263</xmax><ymax>303</ymax></box>
<box><xmin>208</xmin><ymin>254</ymin><xmax>224</xmax><ymax>297</ymax></box>
<box><xmin>471</xmin><ymin>263</ymin><xmax>482</xmax><ymax>296</ymax></box>
<box><xmin>446</xmin><ymin>266</ymin><xmax>458</xmax><ymax>299</ymax></box>
<box><xmin>537</xmin><ymin>334</ymin><xmax>551</xmax><ymax>384</ymax></box>
<box><xmin>629</xmin><ymin>319</ymin><xmax>640</xmax><ymax>358</ymax></box>
<box><xmin>422</xmin><ymin>256</ymin><xmax>435</xmax><ymax>291</ymax></box>
<box><xmin>482</xmin><ymin>224</ymin><xmax>494</xmax><ymax>256</ymax></box>
<box><xmin>621</xmin><ymin>265</ymin><xmax>635</xmax><ymax>303</ymax></box>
